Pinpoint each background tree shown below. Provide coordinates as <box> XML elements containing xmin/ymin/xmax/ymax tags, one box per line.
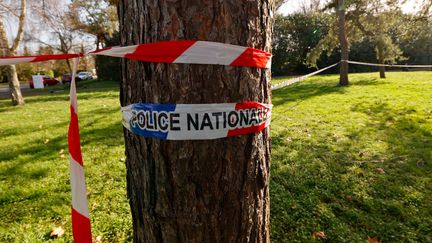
<box><xmin>305</xmin><ymin>0</ymin><xmax>356</xmax><ymax>86</ymax></box>
<box><xmin>275</xmin><ymin>0</ymin><xmax>289</xmax><ymax>10</ymax></box>
<box><xmin>350</xmin><ymin>0</ymin><xmax>406</xmax><ymax>78</ymax></box>
<box><xmin>273</xmin><ymin>11</ymin><xmax>331</xmax><ymax>75</ymax></box>
<box><xmin>119</xmin><ymin>0</ymin><xmax>272</xmax><ymax>241</ymax></box>
<box><xmin>27</xmin><ymin>0</ymin><xmax>84</xmax><ymax>74</ymax></box>
<box><xmin>337</xmin><ymin>0</ymin><xmax>349</xmax><ymax>85</ymax></box>
<box><xmin>15</xmin><ymin>46</ymin><xmax>34</xmax><ymax>81</ymax></box>
<box><xmin>70</xmin><ymin>0</ymin><xmax>118</xmax><ymax>78</ymax></box>
<box><xmin>70</xmin><ymin>0</ymin><xmax>118</xmax><ymax>50</ymax></box>
<box><xmin>0</xmin><ymin>0</ymin><xmax>26</xmax><ymax>105</ymax></box>
<box><xmin>398</xmin><ymin>13</ymin><xmax>432</xmax><ymax>67</ymax></box>
<box><xmin>94</xmin><ymin>31</ymin><xmax>120</xmax><ymax>81</ymax></box>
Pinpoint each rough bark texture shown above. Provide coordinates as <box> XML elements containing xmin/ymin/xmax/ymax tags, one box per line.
<box><xmin>6</xmin><ymin>64</ymin><xmax>24</xmax><ymax>105</ymax></box>
<box><xmin>377</xmin><ymin>41</ymin><xmax>386</xmax><ymax>79</ymax></box>
<box><xmin>337</xmin><ymin>0</ymin><xmax>349</xmax><ymax>86</ymax></box>
<box><xmin>118</xmin><ymin>0</ymin><xmax>273</xmax><ymax>242</ymax></box>
<box><xmin>0</xmin><ymin>0</ymin><xmax>26</xmax><ymax>106</ymax></box>
<box><xmin>0</xmin><ymin>20</ymin><xmax>24</xmax><ymax>106</ymax></box>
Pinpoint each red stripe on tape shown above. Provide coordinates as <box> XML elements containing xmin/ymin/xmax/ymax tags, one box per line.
<box><xmin>0</xmin><ymin>56</ymin><xmax>35</xmax><ymax>60</ymax></box>
<box><xmin>230</xmin><ymin>47</ymin><xmax>271</xmax><ymax>68</ymax></box>
<box><xmin>125</xmin><ymin>40</ymin><xmax>197</xmax><ymax>63</ymax></box>
<box><xmin>72</xmin><ymin>207</ymin><xmax>92</xmax><ymax>243</ymax></box>
<box><xmin>227</xmin><ymin>123</ymin><xmax>267</xmax><ymax>137</ymax></box>
<box><xmin>32</xmin><ymin>54</ymin><xmax>83</xmax><ymax>62</ymax></box>
<box><xmin>68</xmin><ymin>105</ymin><xmax>83</xmax><ymax>165</ymax></box>
<box><xmin>235</xmin><ymin>101</ymin><xmax>269</xmax><ymax>110</ymax></box>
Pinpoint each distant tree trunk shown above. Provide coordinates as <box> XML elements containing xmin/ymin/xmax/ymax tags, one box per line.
<box><xmin>377</xmin><ymin>41</ymin><xmax>386</xmax><ymax>79</ymax></box>
<box><xmin>119</xmin><ymin>0</ymin><xmax>273</xmax><ymax>242</ymax></box>
<box><xmin>6</xmin><ymin>65</ymin><xmax>24</xmax><ymax>105</ymax></box>
<box><xmin>0</xmin><ymin>23</ymin><xmax>25</xmax><ymax>106</ymax></box>
<box><xmin>0</xmin><ymin>0</ymin><xmax>26</xmax><ymax>106</ymax></box>
<box><xmin>337</xmin><ymin>0</ymin><xmax>349</xmax><ymax>86</ymax></box>
<box><xmin>65</xmin><ymin>59</ymin><xmax>72</xmax><ymax>74</ymax></box>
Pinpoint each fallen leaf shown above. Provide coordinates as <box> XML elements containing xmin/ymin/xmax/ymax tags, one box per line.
<box><xmin>376</xmin><ymin>168</ymin><xmax>385</xmax><ymax>174</ymax></box>
<box><xmin>120</xmin><ymin>157</ymin><xmax>126</xmax><ymax>162</ymax></box>
<box><xmin>50</xmin><ymin>226</ymin><xmax>65</xmax><ymax>238</ymax></box>
<box><xmin>95</xmin><ymin>235</ymin><xmax>102</xmax><ymax>242</ymax></box>
<box><xmin>60</xmin><ymin>154</ymin><xmax>65</xmax><ymax>158</ymax></box>
<box><xmin>59</xmin><ymin>149</ymin><xmax>65</xmax><ymax>154</ymax></box>
<box><xmin>39</xmin><ymin>125</ymin><xmax>43</xmax><ymax>129</ymax></box>
<box><xmin>44</xmin><ymin>139</ymin><xmax>50</xmax><ymax>144</ymax></box>
<box><xmin>313</xmin><ymin>231</ymin><xmax>326</xmax><ymax>239</ymax></box>
<box><xmin>368</xmin><ymin>236</ymin><xmax>381</xmax><ymax>243</ymax></box>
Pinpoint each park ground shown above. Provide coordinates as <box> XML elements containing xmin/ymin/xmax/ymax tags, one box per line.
<box><xmin>0</xmin><ymin>72</ymin><xmax>431</xmax><ymax>242</ymax></box>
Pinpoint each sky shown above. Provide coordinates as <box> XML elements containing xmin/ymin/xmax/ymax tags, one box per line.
<box><xmin>278</xmin><ymin>0</ymin><xmax>423</xmax><ymax>15</ymax></box>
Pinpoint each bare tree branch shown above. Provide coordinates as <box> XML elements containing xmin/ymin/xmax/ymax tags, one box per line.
<box><xmin>10</xmin><ymin>0</ymin><xmax>26</xmax><ymax>52</ymax></box>
<box><xmin>0</xmin><ymin>2</ymin><xmax>20</xmax><ymax>17</ymax></box>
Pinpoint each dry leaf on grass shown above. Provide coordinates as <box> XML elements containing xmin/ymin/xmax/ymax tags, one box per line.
<box><xmin>50</xmin><ymin>226</ymin><xmax>65</xmax><ymax>238</ymax></box>
<box><xmin>376</xmin><ymin>168</ymin><xmax>385</xmax><ymax>174</ymax></box>
<box><xmin>44</xmin><ymin>139</ymin><xmax>50</xmax><ymax>144</ymax></box>
<box><xmin>313</xmin><ymin>231</ymin><xmax>326</xmax><ymax>239</ymax></box>
<box><xmin>93</xmin><ymin>235</ymin><xmax>102</xmax><ymax>242</ymax></box>
<box><xmin>368</xmin><ymin>236</ymin><xmax>381</xmax><ymax>243</ymax></box>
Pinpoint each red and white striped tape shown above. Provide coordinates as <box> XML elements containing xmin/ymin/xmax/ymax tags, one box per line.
<box><xmin>0</xmin><ymin>41</ymin><xmax>271</xmax><ymax>69</ymax></box>
<box><xmin>68</xmin><ymin>58</ymin><xmax>92</xmax><ymax>242</ymax></box>
<box><xmin>0</xmin><ymin>41</ymin><xmax>271</xmax><ymax>242</ymax></box>
<box><xmin>90</xmin><ymin>40</ymin><xmax>272</xmax><ymax>68</ymax></box>
<box><xmin>0</xmin><ymin>53</ymin><xmax>83</xmax><ymax>66</ymax></box>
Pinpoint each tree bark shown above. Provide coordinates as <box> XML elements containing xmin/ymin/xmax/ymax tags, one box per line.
<box><xmin>0</xmin><ymin>0</ymin><xmax>26</xmax><ymax>106</ymax></box>
<box><xmin>337</xmin><ymin>0</ymin><xmax>349</xmax><ymax>86</ymax></box>
<box><xmin>377</xmin><ymin>40</ymin><xmax>386</xmax><ymax>79</ymax></box>
<box><xmin>119</xmin><ymin>0</ymin><xmax>273</xmax><ymax>242</ymax></box>
<box><xmin>6</xmin><ymin>64</ymin><xmax>24</xmax><ymax>105</ymax></box>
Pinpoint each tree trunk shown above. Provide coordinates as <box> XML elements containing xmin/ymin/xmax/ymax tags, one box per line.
<box><xmin>337</xmin><ymin>0</ymin><xmax>349</xmax><ymax>86</ymax></box>
<box><xmin>377</xmin><ymin>41</ymin><xmax>386</xmax><ymax>79</ymax></box>
<box><xmin>65</xmin><ymin>59</ymin><xmax>72</xmax><ymax>75</ymax></box>
<box><xmin>0</xmin><ymin>0</ymin><xmax>26</xmax><ymax>106</ymax></box>
<box><xmin>6</xmin><ymin>64</ymin><xmax>25</xmax><ymax>105</ymax></box>
<box><xmin>118</xmin><ymin>0</ymin><xmax>273</xmax><ymax>242</ymax></box>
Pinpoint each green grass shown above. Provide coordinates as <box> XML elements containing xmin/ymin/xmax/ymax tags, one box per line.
<box><xmin>272</xmin><ymin>75</ymin><xmax>297</xmax><ymax>85</ymax></box>
<box><xmin>1</xmin><ymin>72</ymin><xmax>431</xmax><ymax>242</ymax></box>
<box><xmin>271</xmin><ymin>71</ymin><xmax>432</xmax><ymax>242</ymax></box>
<box><xmin>0</xmin><ymin>81</ymin><xmax>132</xmax><ymax>242</ymax></box>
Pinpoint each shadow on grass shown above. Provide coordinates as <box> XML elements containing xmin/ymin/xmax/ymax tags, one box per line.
<box><xmin>270</xmin><ymin>100</ymin><xmax>432</xmax><ymax>242</ymax></box>
<box><xmin>24</xmin><ymin>89</ymin><xmax>119</xmax><ymax>105</ymax></box>
<box><xmin>0</xmin><ymin>104</ymin><xmax>122</xmax><ymax>185</ymax></box>
<box><xmin>0</xmin><ymin>85</ymin><xmax>119</xmax><ymax>113</ymax></box>
<box><xmin>272</xmin><ymin>78</ymin><xmax>385</xmax><ymax>106</ymax></box>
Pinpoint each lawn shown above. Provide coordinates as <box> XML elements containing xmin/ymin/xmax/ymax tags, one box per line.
<box><xmin>1</xmin><ymin>72</ymin><xmax>431</xmax><ymax>242</ymax></box>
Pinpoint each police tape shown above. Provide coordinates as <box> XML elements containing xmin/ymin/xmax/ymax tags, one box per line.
<box><xmin>347</xmin><ymin>60</ymin><xmax>432</xmax><ymax>68</ymax></box>
<box><xmin>90</xmin><ymin>41</ymin><xmax>272</xmax><ymax>68</ymax></box>
<box><xmin>121</xmin><ymin>101</ymin><xmax>272</xmax><ymax>140</ymax></box>
<box><xmin>0</xmin><ymin>53</ymin><xmax>84</xmax><ymax>66</ymax></box>
<box><xmin>271</xmin><ymin>62</ymin><xmax>340</xmax><ymax>90</ymax></box>
<box><xmin>68</xmin><ymin>58</ymin><xmax>92</xmax><ymax>242</ymax></box>
<box><xmin>0</xmin><ymin>41</ymin><xmax>271</xmax><ymax>69</ymax></box>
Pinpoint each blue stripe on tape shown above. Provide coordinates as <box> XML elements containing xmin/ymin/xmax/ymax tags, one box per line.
<box><xmin>129</xmin><ymin>103</ymin><xmax>177</xmax><ymax>140</ymax></box>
